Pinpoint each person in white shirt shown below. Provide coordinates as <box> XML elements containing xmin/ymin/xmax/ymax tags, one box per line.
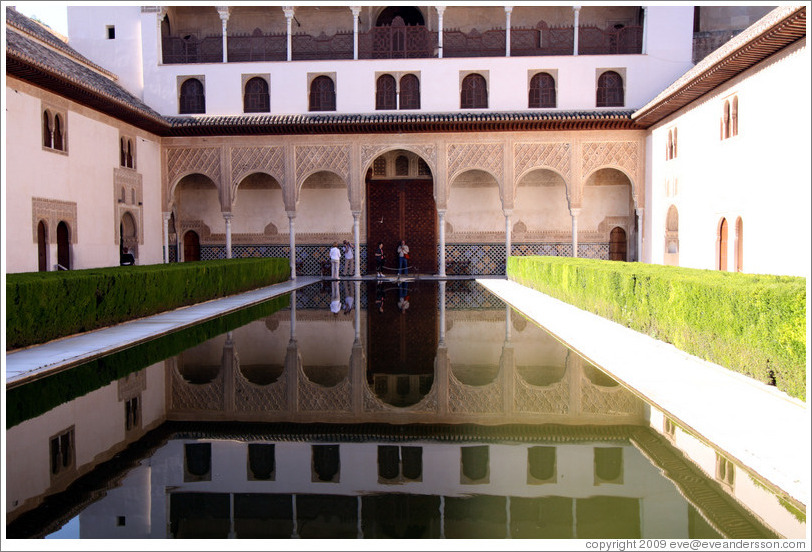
<box><xmin>342</xmin><ymin>240</ymin><xmax>354</xmax><ymax>277</ymax></box>
<box><xmin>329</xmin><ymin>242</ymin><xmax>342</xmax><ymax>280</ymax></box>
<box><xmin>397</xmin><ymin>240</ymin><xmax>410</xmax><ymax>275</ymax></box>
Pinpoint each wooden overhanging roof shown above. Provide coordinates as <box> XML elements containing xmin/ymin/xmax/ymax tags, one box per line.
<box><xmin>632</xmin><ymin>5</ymin><xmax>806</xmax><ymax>128</ymax></box>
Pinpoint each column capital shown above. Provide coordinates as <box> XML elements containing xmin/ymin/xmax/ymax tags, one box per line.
<box><xmin>286</xmin><ymin>210</ymin><xmax>297</xmax><ymax>219</ymax></box>
<box><xmin>350</xmin><ymin>6</ymin><xmax>361</xmax><ymax>16</ymax></box>
<box><xmin>570</xmin><ymin>207</ymin><xmax>582</xmax><ymax>217</ymax></box>
<box><xmin>635</xmin><ymin>207</ymin><xmax>645</xmax><ymax>217</ymax></box>
<box><xmin>216</xmin><ymin>6</ymin><xmax>230</xmax><ymax>21</ymax></box>
<box><xmin>162</xmin><ymin>211</ymin><xmax>172</xmax><ymax>221</ymax></box>
<box><xmin>504</xmin><ymin>6</ymin><xmax>513</xmax><ymax>15</ymax></box>
<box><xmin>283</xmin><ymin>6</ymin><xmax>295</xmax><ymax>19</ymax></box>
<box><xmin>503</xmin><ymin>209</ymin><xmax>514</xmax><ymax>217</ymax></box>
<box><xmin>437</xmin><ymin>208</ymin><xmax>447</xmax><ymax>216</ymax></box>
<box><xmin>222</xmin><ymin>212</ymin><xmax>234</xmax><ymax>221</ymax></box>
<box><xmin>351</xmin><ymin>210</ymin><xmax>362</xmax><ymax>218</ymax></box>
<box><xmin>435</xmin><ymin>6</ymin><xmax>446</xmax><ymax>16</ymax></box>
<box><xmin>573</xmin><ymin>5</ymin><xmax>581</xmax><ymax>13</ymax></box>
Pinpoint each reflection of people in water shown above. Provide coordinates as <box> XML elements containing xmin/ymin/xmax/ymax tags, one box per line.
<box><xmin>375</xmin><ymin>282</ymin><xmax>386</xmax><ymax>313</ymax></box>
<box><xmin>342</xmin><ymin>280</ymin><xmax>354</xmax><ymax>314</ymax></box>
<box><xmin>330</xmin><ymin>280</ymin><xmax>341</xmax><ymax>315</ymax></box>
<box><xmin>397</xmin><ymin>281</ymin><xmax>410</xmax><ymax>313</ymax></box>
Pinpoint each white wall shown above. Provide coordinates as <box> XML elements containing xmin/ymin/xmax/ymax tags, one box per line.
<box><xmin>646</xmin><ymin>39</ymin><xmax>811</xmax><ymax>278</ymax></box>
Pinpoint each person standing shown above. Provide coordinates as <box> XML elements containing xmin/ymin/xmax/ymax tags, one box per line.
<box><xmin>374</xmin><ymin>241</ymin><xmax>385</xmax><ymax>278</ymax></box>
<box><xmin>329</xmin><ymin>242</ymin><xmax>342</xmax><ymax>280</ymax></box>
<box><xmin>342</xmin><ymin>240</ymin><xmax>354</xmax><ymax>277</ymax></box>
<box><xmin>397</xmin><ymin>239</ymin><xmax>410</xmax><ymax>275</ymax></box>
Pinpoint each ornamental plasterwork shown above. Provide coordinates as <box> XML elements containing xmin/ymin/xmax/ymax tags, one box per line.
<box><xmin>514</xmin><ymin>142</ymin><xmax>571</xmax><ymax>181</ymax></box>
<box><xmin>361</xmin><ymin>143</ymin><xmax>437</xmax><ymax>173</ymax></box>
<box><xmin>297</xmin><ymin>377</ymin><xmax>352</xmax><ymax>412</ymax></box>
<box><xmin>514</xmin><ymin>378</ymin><xmax>569</xmax><ymax>414</ymax></box>
<box><xmin>113</xmin><ymin>168</ymin><xmax>144</xmax><ymax>245</ymax></box>
<box><xmin>362</xmin><ymin>382</ymin><xmax>439</xmax><ymax>413</ymax></box>
<box><xmin>580</xmin><ymin>378</ymin><xmax>641</xmax><ymax>416</ymax></box>
<box><xmin>167</xmin><ymin>147</ymin><xmax>222</xmax><ymax>188</ymax></box>
<box><xmin>447</xmin><ymin>143</ymin><xmax>504</xmax><ymax>183</ymax></box>
<box><xmin>448</xmin><ymin>372</ymin><xmax>504</xmax><ymax>414</ymax></box>
<box><xmin>230</xmin><ymin>146</ymin><xmax>285</xmax><ymax>191</ymax></box>
<box><xmin>295</xmin><ymin>144</ymin><xmax>350</xmax><ymax>185</ymax></box>
<box><xmin>169</xmin><ymin>361</ymin><xmax>225</xmax><ymax>412</ymax></box>
<box><xmin>234</xmin><ymin>372</ymin><xmax>288</xmax><ymax>412</ymax></box>
<box><xmin>31</xmin><ymin>197</ymin><xmax>78</xmax><ymax>243</ymax></box>
<box><xmin>582</xmin><ymin>141</ymin><xmax>638</xmax><ymax>184</ymax></box>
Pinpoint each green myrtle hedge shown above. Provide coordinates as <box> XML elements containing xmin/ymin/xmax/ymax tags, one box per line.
<box><xmin>508</xmin><ymin>256</ymin><xmax>806</xmax><ymax>400</ymax></box>
<box><xmin>6</xmin><ymin>258</ymin><xmax>290</xmax><ymax>350</ymax></box>
<box><xmin>6</xmin><ymin>293</ymin><xmax>290</xmax><ymax>429</ymax></box>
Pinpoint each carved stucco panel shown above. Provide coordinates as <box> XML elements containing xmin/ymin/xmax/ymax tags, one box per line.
<box><xmin>298</xmin><ymin>378</ymin><xmax>353</xmax><ymax>412</ymax></box>
<box><xmin>230</xmin><ymin>146</ymin><xmax>285</xmax><ymax>191</ymax></box>
<box><xmin>514</xmin><ymin>142</ymin><xmax>571</xmax><ymax>181</ymax></box>
<box><xmin>582</xmin><ymin>141</ymin><xmax>639</xmax><ymax>187</ymax></box>
<box><xmin>167</xmin><ymin>147</ymin><xmax>222</xmax><ymax>189</ymax></box>
<box><xmin>447</xmin><ymin>143</ymin><xmax>504</xmax><ymax>183</ymax></box>
<box><xmin>448</xmin><ymin>373</ymin><xmax>504</xmax><ymax>414</ymax></box>
<box><xmin>31</xmin><ymin>197</ymin><xmax>78</xmax><ymax>243</ymax></box>
<box><xmin>295</xmin><ymin>145</ymin><xmax>350</xmax><ymax>186</ymax></box>
<box><xmin>514</xmin><ymin>378</ymin><xmax>570</xmax><ymax>414</ymax></box>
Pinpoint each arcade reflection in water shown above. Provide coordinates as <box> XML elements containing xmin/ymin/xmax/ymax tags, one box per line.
<box><xmin>5</xmin><ymin>281</ymin><xmax>804</xmax><ymax>539</ymax></box>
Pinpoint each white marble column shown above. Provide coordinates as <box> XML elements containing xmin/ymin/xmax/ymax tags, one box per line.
<box><xmin>223</xmin><ymin>212</ymin><xmax>233</xmax><ymax>259</ymax></box>
<box><xmin>162</xmin><ymin>212</ymin><xmax>170</xmax><ymax>263</ymax></box>
<box><xmin>504</xmin><ymin>209</ymin><xmax>512</xmax><ymax>273</ymax></box>
<box><xmin>283</xmin><ymin>7</ymin><xmax>294</xmax><ymax>62</ymax></box>
<box><xmin>352</xmin><ymin>211</ymin><xmax>361</xmax><ymax>277</ymax></box>
<box><xmin>351</xmin><ymin>6</ymin><xmax>361</xmax><ymax>60</ymax></box>
<box><xmin>573</xmin><ymin>6</ymin><xmax>581</xmax><ymax>56</ymax></box>
<box><xmin>436</xmin><ymin>6</ymin><xmax>445</xmax><ymax>58</ymax></box>
<box><xmin>504</xmin><ymin>7</ymin><xmax>513</xmax><ymax>57</ymax></box>
<box><xmin>636</xmin><ymin>207</ymin><xmax>644</xmax><ymax>262</ymax></box>
<box><xmin>641</xmin><ymin>7</ymin><xmax>648</xmax><ymax>54</ymax></box>
<box><xmin>288</xmin><ymin>212</ymin><xmax>297</xmax><ymax>279</ymax></box>
<box><xmin>438</xmin><ymin>209</ymin><xmax>447</xmax><ymax>277</ymax></box>
<box><xmin>439</xmin><ymin>280</ymin><xmax>446</xmax><ymax>346</ymax></box>
<box><xmin>156</xmin><ymin>8</ymin><xmax>166</xmax><ymax>64</ymax></box>
<box><xmin>570</xmin><ymin>207</ymin><xmax>581</xmax><ymax>257</ymax></box>
<box><xmin>217</xmin><ymin>7</ymin><xmax>230</xmax><ymax>63</ymax></box>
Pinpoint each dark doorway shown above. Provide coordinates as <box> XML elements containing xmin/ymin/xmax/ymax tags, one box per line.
<box><xmin>37</xmin><ymin>220</ymin><xmax>48</xmax><ymax>272</ymax></box>
<box><xmin>367</xmin><ymin>179</ymin><xmax>437</xmax><ymax>275</ymax></box>
<box><xmin>375</xmin><ymin>7</ymin><xmax>425</xmax><ymax>26</ymax></box>
<box><xmin>184</xmin><ymin>230</ymin><xmax>201</xmax><ymax>262</ymax></box>
<box><xmin>718</xmin><ymin>218</ymin><xmax>728</xmax><ymax>271</ymax></box>
<box><xmin>609</xmin><ymin>227</ymin><xmax>627</xmax><ymax>261</ymax></box>
<box><xmin>56</xmin><ymin>221</ymin><xmax>70</xmax><ymax>270</ymax></box>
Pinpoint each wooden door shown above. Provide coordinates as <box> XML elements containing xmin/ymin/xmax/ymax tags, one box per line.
<box><xmin>367</xmin><ymin>179</ymin><xmax>436</xmax><ymax>274</ymax></box>
<box><xmin>609</xmin><ymin>227</ymin><xmax>627</xmax><ymax>261</ymax></box>
<box><xmin>184</xmin><ymin>230</ymin><xmax>201</xmax><ymax>262</ymax></box>
<box><xmin>56</xmin><ymin>221</ymin><xmax>70</xmax><ymax>270</ymax></box>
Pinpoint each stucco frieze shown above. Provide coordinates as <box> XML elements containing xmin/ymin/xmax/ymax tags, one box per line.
<box><xmin>447</xmin><ymin>142</ymin><xmax>505</xmax><ymax>184</ymax></box>
<box><xmin>448</xmin><ymin>372</ymin><xmax>504</xmax><ymax>414</ymax></box>
<box><xmin>167</xmin><ymin>147</ymin><xmax>222</xmax><ymax>190</ymax></box>
<box><xmin>230</xmin><ymin>146</ymin><xmax>285</xmax><ymax>191</ymax></box>
<box><xmin>514</xmin><ymin>378</ymin><xmax>570</xmax><ymax>415</ymax></box>
<box><xmin>514</xmin><ymin>142</ymin><xmax>571</xmax><ymax>181</ymax></box>
<box><xmin>298</xmin><ymin>377</ymin><xmax>353</xmax><ymax>412</ymax></box>
<box><xmin>582</xmin><ymin>141</ymin><xmax>639</xmax><ymax>186</ymax></box>
<box><xmin>295</xmin><ymin>144</ymin><xmax>350</xmax><ymax>186</ymax></box>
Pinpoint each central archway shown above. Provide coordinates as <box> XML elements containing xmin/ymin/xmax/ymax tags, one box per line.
<box><xmin>366</xmin><ymin>150</ymin><xmax>436</xmax><ymax>275</ymax></box>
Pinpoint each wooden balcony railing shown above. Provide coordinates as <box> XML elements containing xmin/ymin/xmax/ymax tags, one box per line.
<box><xmin>578</xmin><ymin>25</ymin><xmax>643</xmax><ymax>55</ymax></box>
<box><xmin>162</xmin><ymin>35</ymin><xmax>223</xmax><ymax>64</ymax></box>
<box><xmin>228</xmin><ymin>29</ymin><xmax>286</xmax><ymax>62</ymax></box>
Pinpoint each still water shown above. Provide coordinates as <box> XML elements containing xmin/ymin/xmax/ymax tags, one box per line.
<box><xmin>5</xmin><ymin>280</ymin><xmax>805</xmax><ymax>539</ymax></box>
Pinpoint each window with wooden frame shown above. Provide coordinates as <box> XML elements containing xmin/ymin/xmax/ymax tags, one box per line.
<box><xmin>666</xmin><ymin>127</ymin><xmax>678</xmax><ymax>160</ymax></box>
<box><xmin>179</xmin><ymin>77</ymin><xmax>205</xmax><ymax>114</ymax></box>
<box><xmin>120</xmin><ymin>136</ymin><xmax>135</xmax><ymax>168</ymax></box>
<box><xmin>42</xmin><ymin>108</ymin><xmax>67</xmax><ymax>152</ymax></box>
<box><xmin>721</xmin><ymin>95</ymin><xmax>739</xmax><ymax>140</ymax></box>
<box><xmin>399</xmin><ymin>73</ymin><xmax>420</xmax><ymax>110</ymax></box>
<box><xmin>375</xmin><ymin>74</ymin><xmax>397</xmax><ymax>110</ymax></box>
<box><xmin>243</xmin><ymin>76</ymin><xmax>270</xmax><ymax>113</ymax></box>
<box><xmin>309</xmin><ymin>75</ymin><xmax>336</xmax><ymax>112</ymax></box>
<box><xmin>596</xmin><ymin>70</ymin><xmax>624</xmax><ymax>107</ymax></box>
<box><xmin>49</xmin><ymin>427</ymin><xmax>75</xmax><ymax>477</ymax></box>
<box><xmin>529</xmin><ymin>72</ymin><xmax>556</xmax><ymax>108</ymax></box>
<box><xmin>460</xmin><ymin>73</ymin><xmax>488</xmax><ymax>109</ymax></box>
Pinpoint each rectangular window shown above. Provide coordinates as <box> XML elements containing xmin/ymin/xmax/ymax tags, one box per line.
<box><xmin>107</xmin><ymin>26</ymin><xmax>116</xmax><ymax>39</ymax></box>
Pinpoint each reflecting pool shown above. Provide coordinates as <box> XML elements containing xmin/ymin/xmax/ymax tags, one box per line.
<box><xmin>4</xmin><ymin>280</ymin><xmax>805</xmax><ymax>539</ymax></box>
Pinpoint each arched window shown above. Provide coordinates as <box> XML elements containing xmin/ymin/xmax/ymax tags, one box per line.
<box><xmin>666</xmin><ymin>130</ymin><xmax>673</xmax><ymax>160</ymax></box>
<box><xmin>529</xmin><ymin>72</ymin><xmax>556</xmax><ymax>108</ymax></box>
<box><xmin>57</xmin><ymin>221</ymin><xmax>70</xmax><ymax>270</ymax></box>
<box><xmin>37</xmin><ymin>220</ymin><xmax>48</xmax><ymax>272</ymax></box>
<box><xmin>460</xmin><ymin>73</ymin><xmax>488</xmax><ymax>109</ymax></box>
<box><xmin>120</xmin><ymin>137</ymin><xmax>126</xmax><ymax>166</ymax></box>
<box><xmin>596</xmin><ymin>71</ymin><xmax>624</xmax><ymax>107</ymax></box>
<box><xmin>309</xmin><ymin>75</ymin><xmax>336</xmax><ymax>112</ymax></box>
<box><xmin>717</xmin><ymin>217</ymin><xmax>728</xmax><ymax>271</ymax></box>
<box><xmin>179</xmin><ymin>78</ymin><xmax>205</xmax><ymax>114</ymax></box>
<box><xmin>126</xmin><ymin>139</ymin><xmax>134</xmax><ymax>168</ymax></box>
<box><xmin>395</xmin><ymin>155</ymin><xmax>409</xmax><ymax>176</ymax></box>
<box><xmin>399</xmin><ymin>74</ymin><xmax>420</xmax><ymax>110</ymax></box>
<box><xmin>375</xmin><ymin>74</ymin><xmax>397</xmax><ymax>110</ymax></box>
<box><xmin>43</xmin><ymin>111</ymin><xmax>53</xmax><ymax>148</ymax></box>
<box><xmin>665</xmin><ymin>205</ymin><xmax>679</xmax><ymax>265</ymax></box>
<box><xmin>673</xmin><ymin>127</ymin><xmax>678</xmax><ymax>157</ymax></box>
<box><xmin>731</xmin><ymin>96</ymin><xmax>738</xmax><ymax>137</ymax></box>
<box><xmin>243</xmin><ymin>77</ymin><xmax>270</xmax><ymax>113</ymax></box>
<box><xmin>53</xmin><ymin>114</ymin><xmax>64</xmax><ymax>150</ymax></box>
<box><xmin>735</xmin><ymin>217</ymin><xmax>743</xmax><ymax>272</ymax></box>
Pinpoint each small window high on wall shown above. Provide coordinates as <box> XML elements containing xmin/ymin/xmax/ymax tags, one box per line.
<box><xmin>244</xmin><ymin>76</ymin><xmax>270</xmax><ymax>113</ymax></box>
<box><xmin>596</xmin><ymin>70</ymin><xmax>624</xmax><ymax>107</ymax></box>
<box><xmin>179</xmin><ymin>77</ymin><xmax>205</xmax><ymax>114</ymax></box>
<box><xmin>721</xmin><ymin>95</ymin><xmax>739</xmax><ymax>140</ymax></box>
<box><xmin>42</xmin><ymin>108</ymin><xmax>67</xmax><ymax>152</ymax></box>
<box><xmin>529</xmin><ymin>72</ymin><xmax>556</xmax><ymax>108</ymax></box>
<box><xmin>460</xmin><ymin>73</ymin><xmax>488</xmax><ymax>109</ymax></box>
<box><xmin>309</xmin><ymin>75</ymin><xmax>336</xmax><ymax>112</ymax></box>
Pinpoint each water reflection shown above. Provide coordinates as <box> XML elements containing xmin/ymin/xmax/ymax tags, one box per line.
<box><xmin>5</xmin><ymin>281</ymin><xmax>804</xmax><ymax>539</ymax></box>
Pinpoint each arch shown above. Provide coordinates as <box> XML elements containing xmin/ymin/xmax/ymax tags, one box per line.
<box><xmin>53</xmin><ymin>114</ymin><xmax>64</xmax><ymax>150</ymax></box>
<box><xmin>722</xmin><ymin>99</ymin><xmax>731</xmax><ymax>139</ymax></box>
<box><xmin>514</xmin><ymin>167</ymin><xmax>570</xmax><ymax>236</ymax></box>
<box><xmin>43</xmin><ymin>111</ymin><xmax>53</xmax><ymax>148</ymax></box>
<box><xmin>734</xmin><ymin>216</ymin><xmax>743</xmax><ymax>272</ymax></box>
<box><xmin>240</xmin><ymin>364</ymin><xmax>284</xmax><ymax>385</ymax></box>
<box><xmin>529</xmin><ymin>72</ymin><xmax>556</xmax><ymax>108</ymax></box>
<box><xmin>584</xmin><ymin>363</ymin><xmax>618</xmax><ymax>387</ymax></box>
<box><xmin>596</xmin><ymin>70</ymin><xmax>624</xmax><ymax>107</ymax></box>
<box><xmin>447</xmin><ymin>169</ymin><xmax>503</xmax><ymax>239</ymax></box>
<box><xmin>376</xmin><ymin>74</ymin><xmax>397</xmax><ymax>110</ymax></box>
<box><xmin>731</xmin><ymin>96</ymin><xmax>739</xmax><ymax>137</ymax></box>
<box><xmin>126</xmin><ymin>139</ymin><xmax>134</xmax><ymax>168</ymax></box>
<box><xmin>451</xmin><ymin>364</ymin><xmax>500</xmax><ymax>387</ymax></box>
<box><xmin>120</xmin><ymin>137</ymin><xmax>127</xmax><ymax>166</ymax></box>
<box><xmin>120</xmin><ymin>211</ymin><xmax>138</xmax><ymax>258</ymax></box>
<box><xmin>244</xmin><ymin>76</ymin><xmax>270</xmax><ymax>113</ymax></box>
<box><xmin>303</xmin><ymin>365</ymin><xmax>348</xmax><ymax>387</ymax></box>
<box><xmin>232</xmin><ymin>172</ymin><xmax>286</xmax><ymax>235</ymax></box>
<box><xmin>582</xmin><ymin>165</ymin><xmax>639</xmax><ymax>207</ymax></box>
<box><xmin>37</xmin><ymin>220</ymin><xmax>48</xmax><ymax>272</ymax></box>
<box><xmin>183</xmin><ymin>230</ymin><xmax>201</xmax><ymax>262</ymax></box>
<box><xmin>375</xmin><ymin>6</ymin><xmax>425</xmax><ymax>26</ymax></box>
<box><xmin>178</xmin><ymin>358</ymin><xmax>219</xmax><ymax>384</ymax></box>
<box><xmin>179</xmin><ymin>78</ymin><xmax>205</xmax><ymax>114</ymax></box>
<box><xmin>717</xmin><ymin>217</ymin><xmax>728</xmax><ymax>271</ymax></box>
<box><xmin>609</xmin><ymin>227</ymin><xmax>627</xmax><ymax>261</ymax></box>
<box><xmin>56</xmin><ymin>221</ymin><xmax>70</xmax><ymax>270</ymax></box>
<box><xmin>460</xmin><ymin>73</ymin><xmax>488</xmax><ymax>109</ymax></box>
<box><xmin>665</xmin><ymin>204</ymin><xmax>679</xmax><ymax>265</ymax></box>
<box><xmin>309</xmin><ymin>75</ymin><xmax>336</xmax><ymax>112</ymax></box>
<box><xmin>517</xmin><ymin>364</ymin><xmax>566</xmax><ymax>387</ymax></box>
<box><xmin>399</xmin><ymin>73</ymin><xmax>420</xmax><ymax>110</ymax></box>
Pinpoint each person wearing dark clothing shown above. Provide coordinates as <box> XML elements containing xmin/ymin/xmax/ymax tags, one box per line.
<box><xmin>374</xmin><ymin>242</ymin><xmax>385</xmax><ymax>277</ymax></box>
<box><xmin>120</xmin><ymin>247</ymin><xmax>135</xmax><ymax>266</ymax></box>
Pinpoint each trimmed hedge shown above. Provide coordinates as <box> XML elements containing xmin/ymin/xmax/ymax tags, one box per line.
<box><xmin>6</xmin><ymin>258</ymin><xmax>290</xmax><ymax>350</ymax></box>
<box><xmin>508</xmin><ymin>256</ymin><xmax>807</xmax><ymax>400</ymax></box>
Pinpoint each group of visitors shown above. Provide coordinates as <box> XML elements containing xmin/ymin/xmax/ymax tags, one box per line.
<box><xmin>330</xmin><ymin>239</ymin><xmax>411</xmax><ymax>279</ymax></box>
